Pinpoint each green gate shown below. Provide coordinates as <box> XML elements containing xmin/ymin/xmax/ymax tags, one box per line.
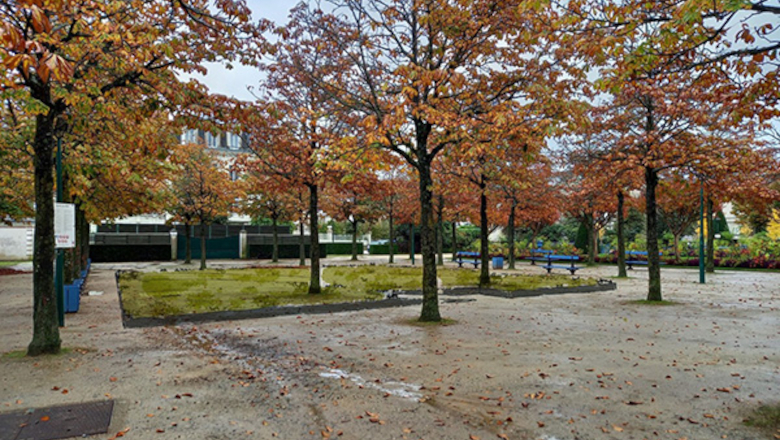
<box><xmin>178</xmin><ymin>235</ymin><xmax>240</xmax><ymax>260</ymax></box>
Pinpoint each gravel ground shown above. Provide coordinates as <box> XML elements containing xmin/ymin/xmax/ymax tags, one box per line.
<box><xmin>0</xmin><ymin>257</ymin><xmax>777</xmax><ymax>440</ymax></box>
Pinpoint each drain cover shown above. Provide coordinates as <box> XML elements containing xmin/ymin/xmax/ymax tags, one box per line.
<box><xmin>0</xmin><ymin>400</ymin><xmax>113</xmax><ymax>440</ymax></box>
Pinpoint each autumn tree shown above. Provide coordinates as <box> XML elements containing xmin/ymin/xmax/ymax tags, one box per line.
<box><xmin>242</xmin><ymin>4</ymin><xmax>360</xmax><ymax>293</ymax></box>
<box><xmin>374</xmin><ymin>166</ymin><xmax>415</xmax><ymax>264</ymax></box>
<box><xmin>494</xmin><ymin>161</ymin><xmax>560</xmax><ymax>270</ymax></box>
<box><xmin>0</xmin><ymin>91</ymin><xmax>35</xmax><ymax>222</ymax></box>
<box><xmin>322</xmin><ymin>171</ymin><xmax>383</xmax><ymax>261</ymax></box>
<box><xmin>169</xmin><ymin>143</ymin><xmax>238</xmax><ymax>270</ymax></box>
<box><xmin>240</xmin><ymin>166</ymin><xmax>302</xmax><ymax>262</ymax></box>
<box><xmin>0</xmin><ymin>0</ymin><xmax>258</xmax><ymax>355</ymax></box>
<box><xmin>295</xmin><ymin>0</ymin><xmax>582</xmax><ymax>320</ymax></box>
<box><xmin>656</xmin><ymin>175</ymin><xmax>701</xmax><ymax>260</ymax></box>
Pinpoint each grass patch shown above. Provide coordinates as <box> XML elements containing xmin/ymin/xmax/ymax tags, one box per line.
<box><xmin>743</xmin><ymin>404</ymin><xmax>780</xmax><ymax>433</ymax></box>
<box><xmin>437</xmin><ymin>268</ymin><xmax>596</xmax><ymax>291</ymax></box>
<box><xmin>119</xmin><ymin>265</ymin><xmax>601</xmax><ymax>318</ymax></box>
<box><xmin>0</xmin><ymin>260</ymin><xmax>27</xmax><ymax>268</ymax></box>
<box><xmin>119</xmin><ymin>267</ymin><xmax>385</xmax><ymax>318</ymax></box>
<box><xmin>627</xmin><ymin>299</ymin><xmax>679</xmax><ymax>306</ymax></box>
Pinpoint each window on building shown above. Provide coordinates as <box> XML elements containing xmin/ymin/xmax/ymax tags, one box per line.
<box><xmin>205</xmin><ymin>132</ymin><xmax>220</xmax><ymax>148</ymax></box>
<box><xmin>227</xmin><ymin>133</ymin><xmax>243</xmax><ymax>150</ymax></box>
<box><xmin>182</xmin><ymin>129</ymin><xmax>199</xmax><ymax>144</ymax></box>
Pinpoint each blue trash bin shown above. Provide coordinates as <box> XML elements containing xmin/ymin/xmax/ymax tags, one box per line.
<box><xmin>64</xmin><ymin>284</ymin><xmax>80</xmax><ymax>313</ymax></box>
<box><xmin>492</xmin><ymin>256</ymin><xmax>504</xmax><ymax>270</ymax></box>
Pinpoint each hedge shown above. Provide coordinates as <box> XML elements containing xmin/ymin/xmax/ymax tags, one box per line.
<box><xmin>325</xmin><ymin>242</ymin><xmax>363</xmax><ymax>255</ymax></box>
<box><xmin>368</xmin><ymin>244</ymin><xmax>400</xmax><ymax>255</ymax></box>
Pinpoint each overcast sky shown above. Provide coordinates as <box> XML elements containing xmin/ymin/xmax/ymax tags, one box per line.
<box><xmin>188</xmin><ymin>0</ymin><xmax>295</xmax><ymax>102</ymax></box>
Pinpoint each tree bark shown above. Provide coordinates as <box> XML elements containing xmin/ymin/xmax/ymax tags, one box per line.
<box><xmin>479</xmin><ymin>177</ymin><xmax>490</xmax><ymax>287</ymax></box>
<box><xmin>272</xmin><ymin>216</ymin><xmax>279</xmax><ymax>263</ymax></box>
<box><xmin>184</xmin><ymin>223</ymin><xmax>192</xmax><ymax>264</ymax></box>
<box><xmin>617</xmin><ymin>191</ymin><xmax>627</xmax><ymax>277</ymax></box>
<box><xmin>587</xmin><ymin>215</ymin><xmax>597</xmax><ymax>265</ymax></box>
<box><xmin>388</xmin><ymin>202</ymin><xmax>395</xmax><ymax>264</ymax></box>
<box><xmin>645</xmin><ymin>167</ymin><xmax>662</xmax><ymax>301</ymax></box>
<box><xmin>706</xmin><ymin>197</ymin><xmax>715</xmax><ymax>273</ymax></box>
<box><xmin>28</xmin><ymin>111</ymin><xmax>61</xmax><ymax>356</ymax></box>
<box><xmin>308</xmin><ymin>184</ymin><xmax>321</xmax><ymax>294</ymax></box>
<box><xmin>409</xmin><ymin>223</ymin><xmax>414</xmax><ymax>262</ymax></box>
<box><xmin>299</xmin><ymin>220</ymin><xmax>306</xmax><ymax>266</ymax></box>
<box><xmin>351</xmin><ymin>219</ymin><xmax>358</xmax><ymax>261</ymax></box>
<box><xmin>581</xmin><ymin>215</ymin><xmax>594</xmax><ymax>264</ymax></box>
<box><xmin>673</xmin><ymin>234</ymin><xmax>681</xmax><ymax>262</ymax></box>
<box><xmin>507</xmin><ymin>202</ymin><xmax>516</xmax><ymax>270</ymax></box>
<box><xmin>76</xmin><ymin>203</ymin><xmax>89</xmax><ymax>272</ymax></box>
<box><xmin>199</xmin><ymin>223</ymin><xmax>207</xmax><ymax>270</ymax></box>
<box><xmin>436</xmin><ymin>194</ymin><xmax>444</xmax><ymax>266</ymax></box>
<box><xmin>417</xmin><ymin>154</ymin><xmax>440</xmax><ymax>321</ymax></box>
<box><xmin>451</xmin><ymin>220</ymin><xmax>457</xmax><ymax>261</ymax></box>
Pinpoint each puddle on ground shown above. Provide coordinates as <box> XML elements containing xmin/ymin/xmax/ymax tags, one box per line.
<box><xmin>319</xmin><ymin>368</ymin><xmax>423</xmax><ymax>401</ymax></box>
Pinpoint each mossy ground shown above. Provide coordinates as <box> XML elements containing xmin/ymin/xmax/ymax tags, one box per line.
<box><xmin>627</xmin><ymin>299</ymin><xmax>679</xmax><ymax>306</ymax></box>
<box><xmin>119</xmin><ymin>266</ymin><xmax>598</xmax><ymax>318</ymax></box>
<box><xmin>743</xmin><ymin>404</ymin><xmax>780</xmax><ymax>435</ymax></box>
<box><xmin>2</xmin><ymin>347</ymin><xmax>90</xmax><ymax>359</ymax></box>
<box><xmin>398</xmin><ymin>317</ymin><xmax>458</xmax><ymax>327</ymax></box>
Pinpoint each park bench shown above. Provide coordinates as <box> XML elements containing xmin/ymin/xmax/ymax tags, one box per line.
<box><xmin>540</xmin><ymin>254</ymin><xmax>581</xmax><ymax>275</ymax></box>
<box><xmin>455</xmin><ymin>251</ymin><xmax>480</xmax><ymax>268</ymax></box>
<box><xmin>625</xmin><ymin>251</ymin><xmax>664</xmax><ymax>270</ymax></box>
<box><xmin>527</xmin><ymin>248</ymin><xmax>553</xmax><ymax>265</ymax></box>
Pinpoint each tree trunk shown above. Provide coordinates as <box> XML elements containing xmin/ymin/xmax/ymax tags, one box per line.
<box><xmin>272</xmin><ymin>216</ymin><xmax>279</xmax><ymax>262</ymax></box>
<box><xmin>616</xmin><ymin>191</ymin><xmax>627</xmax><ymax>277</ymax></box>
<box><xmin>351</xmin><ymin>220</ymin><xmax>358</xmax><ymax>261</ymax></box>
<box><xmin>645</xmin><ymin>167</ymin><xmax>662</xmax><ymax>301</ymax></box>
<box><xmin>673</xmin><ymin>234</ymin><xmax>681</xmax><ymax>262</ymax></box>
<box><xmin>299</xmin><ymin>220</ymin><xmax>305</xmax><ymax>266</ymax></box>
<box><xmin>706</xmin><ymin>197</ymin><xmax>715</xmax><ymax>273</ymax></box>
<box><xmin>584</xmin><ymin>215</ymin><xmax>595</xmax><ymax>265</ymax></box>
<box><xmin>451</xmin><ymin>220</ymin><xmax>457</xmax><ymax>261</ymax></box>
<box><xmin>388</xmin><ymin>203</ymin><xmax>395</xmax><ymax>264</ymax></box>
<box><xmin>409</xmin><ymin>223</ymin><xmax>414</xmax><ymax>262</ymax></box>
<box><xmin>436</xmin><ymin>194</ymin><xmax>444</xmax><ymax>266</ymax></box>
<box><xmin>417</xmin><ymin>155</ymin><xmax>440</xmax><ymax>321</ymax></box>
<box><xmin>507</xmin><ymin>202</ymin><xmax>516</xmax><ymax>270</ymax></box>
<box><xmin>199</xmin><ymin>223</ymin><xmax>207</xmax><ymax>270</ymax></box>
<box><xmin>308</xmin><ymin>184</ymin><xmax>321</xmax><ymax>294</ymax></box>
<box><xmin>76</xmin><ymin>203</ymin><xmax>89</xmax><ymax>272</ymax></box>
<box><xmin>185</xmin><ymin>223</ymin><xmax>192</xmax><ymax>264</ymax></box>
<box><xmin>28</xmin><ymin>111</ymin><xmax>61</xmax><ymax>356</ymax></box>
<box><xmin>479</xmin><ymin>178</ymin><xmax>490</xmax><ymax>287</ymax></box>
<box><xmin>590</xmin><ymin>217</ymin><xmax>598</xmax><ymax>265</ymax></box>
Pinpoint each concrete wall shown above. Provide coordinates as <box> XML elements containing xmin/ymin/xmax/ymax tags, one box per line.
<box><xmin>0</xmin><ymin>224</ymin><xmax>34</xmax><ymax>260</ymax></box>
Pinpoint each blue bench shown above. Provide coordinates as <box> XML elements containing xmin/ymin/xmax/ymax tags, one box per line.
<box><xmin>528</xmin><ymin>249</ymin><xmax>553</xmax><ymax>265</ymax></box>
<box><xmin>540</xmin><ymin>254</ymin><xmax>581</xmax><ymax>275</ymax></box>
<box><xmin>625</xmin><ymin>251</ymin><xmax>664</xmax><ymax>270</ymax></box>
<box><xmin>455</xmin><ymin>251</ymin><xmax>480</xmax><ymax>268</ymax></box>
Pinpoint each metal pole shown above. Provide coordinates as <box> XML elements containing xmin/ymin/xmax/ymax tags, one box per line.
<box><xmin>699</xmin><ymin>180</ymin><xmax>705</xmax><ymax>284</ymax></box>
<box><xmin>56</xmin><ymin>138</ymin><xmax>65</xmax><ymax>326</ymax></box>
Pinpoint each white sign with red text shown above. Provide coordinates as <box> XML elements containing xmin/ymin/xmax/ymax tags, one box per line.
<box><xmin>55</xmin><ymin>203</ymin><xmax>75</xmax><ymax>249</ymax></box>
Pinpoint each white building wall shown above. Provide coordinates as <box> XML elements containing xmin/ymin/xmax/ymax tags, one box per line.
<box><xmin>0</xmin><ymin>224</ymin><xmax>34</xmax><ymax>260</ymax></box>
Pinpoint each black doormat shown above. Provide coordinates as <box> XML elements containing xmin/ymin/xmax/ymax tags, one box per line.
<box><xmin>0</xmin><ymin>400</ymin><xmax>113</xmax><ymax>440</ymax></box>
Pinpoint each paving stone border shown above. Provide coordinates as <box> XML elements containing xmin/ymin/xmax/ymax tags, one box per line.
<box><xmin>115</xmin><ymin>270</ymin><xmax>616</xmax><ymax>328</ymax></box>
